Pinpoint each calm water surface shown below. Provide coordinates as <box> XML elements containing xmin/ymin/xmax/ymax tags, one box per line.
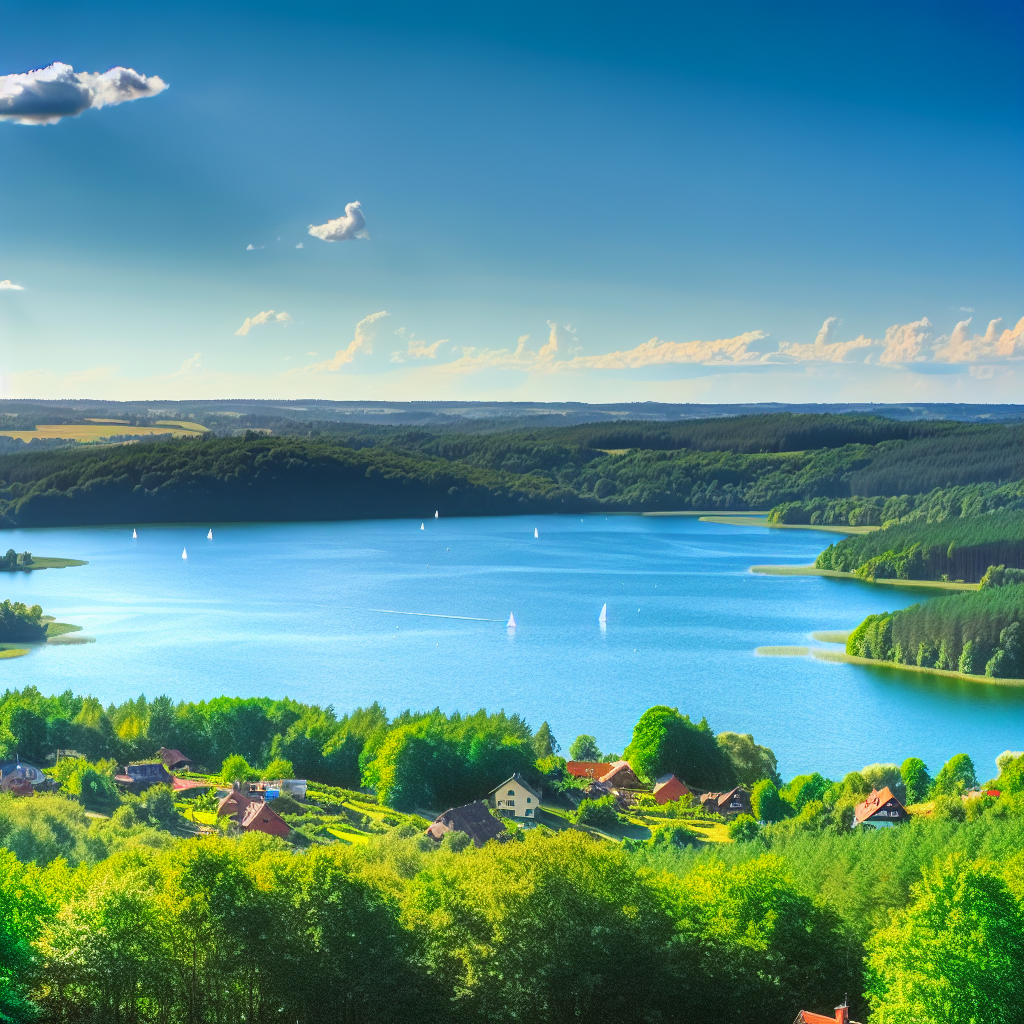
<box><xmin>3</xmin><ymin>516</ymin><xmax>1020</xmax><ymax>779</ymax></box>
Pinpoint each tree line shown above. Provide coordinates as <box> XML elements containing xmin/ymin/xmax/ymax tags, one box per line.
<box><xmin>0</xmin><ymin>416</ymin><xmax>1020</xmax><ymax>527</ymax></box>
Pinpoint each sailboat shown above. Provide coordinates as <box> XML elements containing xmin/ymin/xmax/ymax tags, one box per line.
<box><xmin>420</xmin><ymin>522</ymin><xmax>425</xmax><ymax>530</ymax></box>
<box><xmin>132</xmin><ymin>528</ymin><xmax>137</xmax><ymax>539</ymax></box>
<box><xmin>181</xmin><ymin>547</ymin><xmax>188</xmax><ymax>560</ymax></box>
<box><xmin>599</xmin><ymin>603</ymin><xmax>607</xmax><ymax>625</ymax></box>
<box><xmin>434</xmin><ymin>510</ymin><xmax>439</xmax><ymax>518</ymax></box>
<box><xmin>207</xmin><ymin>529</ymin><xmax>213</xmax><ymax>540</ymax></box>
<box><xmin>507</xmin><ymin>612</ymin><xmax>517</xmax><ymax>629</ymax></box>
<box><xmin>534</xmin><ymin>527</ymin><xmax>539</xmax><ymax>538</ymax></box>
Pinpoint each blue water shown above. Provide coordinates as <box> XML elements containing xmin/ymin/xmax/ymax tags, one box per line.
<box><xmin>2</xmin><ymin>516</ymin><xmax>1020</xmax><ymax>780</ymax></box>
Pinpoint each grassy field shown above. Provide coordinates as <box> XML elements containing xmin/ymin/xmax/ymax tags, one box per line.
<box><xmin>0</xmin><ymin>648</ymin><xmax>29</xmax><ymax>659</ymax></box>
<box><xmin>0</xmin><ymin>423</ymin><xmax>204</xmax><ymax>442</ymax></box>
<box><xmin>756</xmin><ymin>646</ymin><xmax>810</xmax><ymax>656</ymax></box>
<box><xmin>46</xmin><ymin>622</ymin><xmax>83</xmax><ymax>638</ymax></box>
<box><xmin>642</xmin><ymin>510</ymin><xmax>770</xmax><ymax>517</ymax></box>
<box><xmin>811</xmin><ymin>630</ymin><xmax>851</xmax><ymax>643</ymax></box>
<box><xmin>811</xmin><ymin>648</ymin><xmax>1024</xmax><ymax>687</ymax></box>
<box><xmin>749</xmin><ymin>564</ymin><xmax>979</xmax><ymax>591</ymax></box>
<box><xmin>0</xmin><ymin>557</ymin><xmax>88</xmax><ymax>572</ymax></box>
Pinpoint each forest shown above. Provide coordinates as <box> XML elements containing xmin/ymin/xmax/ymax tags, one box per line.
<box><xmin>1</xmin><ymin>683</ymin><xmax>1022</xmax><ymax>1023</ymax></box>
<box><xmin>814</xmin><ymin>509</ymin><xmax>1024</xmax><ymax>582</ymax></box>
<box><xmin>0</xmin><ymin>414</ymin><xmax>1020</xmax><ymax>528</ymax></box>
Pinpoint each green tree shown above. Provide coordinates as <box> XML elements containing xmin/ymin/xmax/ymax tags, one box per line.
<box><xmin>532</xmin><ymin>721</ymin><xmax>559</xmax><ymax>758</ymax></box>
<box><xmin>716</xmin><ymin>732</ymin><xmax>781</xmax><ymax>787</ymax></box>
<box><xmin>933</xmin><ymin>754</ymin><xmax>977</xmax><ymax>797</ymax></box>
<box><xmin>751</xmin><ymin>779</ymin><xmax>790</xmax><ymax>823</ymax></box>
<box><xmin>219</xmin><ymin>753</ymin><xmax>258</xmax><ymax>785</ymax></box>
<box><xmin>900</xmin><ymin>757</ymin><xmax>932</xmax><ymax>804</ymax></box>
<box><xmin>623</xmin><ymin>706</ymin><xmax>734</xmax><ymax>790</ymax></box>
<box><xmin>860</xmin><ymin>763</ymin><xmax>904</xmax><ymax>800</ymax></box>
<box><xmin>865</xmin><ymin>854</ymin><xmax>1024</xmax><ymax>1023</ymax></box>
<box><xmin>781</xmin><ymin>772</ymin><xmax>831</xmax><ymax>812</ymax></box>
<box><xmin>568</xmin><ymin>734</ymin><xmax>602</xmax><ymax>761</ymax></box>
<box><xmin>6</xmin><ymin>706</ymin><xmax>48</xmax><ymax>764</ymax></box>
<box><xmin>261</xmin><ymin>756</ymin><xmax>295</xmax><ymax>780</ymax></box>
<box><xmin>728</xmin><ymin>814</ymin><xmax>762</xmax><ymax>842</ymax></box>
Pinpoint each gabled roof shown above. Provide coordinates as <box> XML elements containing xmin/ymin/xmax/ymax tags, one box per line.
<box><xmin>854</xmin><ymin>786</ymin><xmax>907</xmax><ymax>825</ymax></box>
<box><xmin>653</xmin><ymin>774</ymin><xmax>690</xmax><ymax>802</ymax></box>
<box><xmin>566</xmin><ymin>761</ymin><xmax>614</xmax><ymax>779</ymax></box>
<box><xmin>239</xmin><ymin>800</ymin><xmax>289</xmax><ymax>833</ymax></box>
<box><xmin>700</xmin><ymin>787</ymin><xmax>750</xmax><ymax>811</ymax></box>
<box><xmin>217</xmin><ymin>789</ymin><xmax>252</xmax><ymax>819</ymax></box>
<box><xmin>157</xmin><ymin>747</ymin><xmax>193</xmax><ymax>768</ymax></box>
<box><xmin>488</xmin><ymin>773</ymin><xmax>543</xmax><ymax>801</ymax></box>
<box><xmin>793</xmin><ymin>1011</ymin><xmax>860</xmax><ymax>1024</ymax></box>
<box><xmin>597</xmin><ymin>761</ymin><xmax>640</xmax><ymax>785</ymax></box>
<box><xmin>426</xmin><ymin>801</ymin><xmax>509</xmax><ymax>847</ymax></box>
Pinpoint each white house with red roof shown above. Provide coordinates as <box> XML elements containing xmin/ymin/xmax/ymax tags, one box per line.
<box><xmin>852</xmin><ymin>787</ymin><xmax>910</xmax><ymax>829</ymax></box>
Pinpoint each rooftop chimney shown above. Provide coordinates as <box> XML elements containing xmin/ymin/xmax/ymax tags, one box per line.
<box><xmin>835</xmin><ymin>1001</ymin><xmax>849</xmax><ymax>1024</ymax></box>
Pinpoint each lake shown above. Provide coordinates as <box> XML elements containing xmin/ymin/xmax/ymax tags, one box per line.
<box><xmin>3</xmin><ymin>515</ymin><xmax>1021</xmax><ymax>780</ymax></box>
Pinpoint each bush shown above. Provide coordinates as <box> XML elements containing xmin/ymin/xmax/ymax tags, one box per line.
<box><xmin>728</xmin><ymin>814</ymin><xmax>762</xmax><ymax>842</ymax></box>
<box><xmin>261</xmin><ymin>756</ymin><xmax>295</xmax><ymax>780</ymax></box>
<box><xmin>219</xmin><ymin>754</ymin><xmax>258</xmax><ymax>785</ymax></box>
<box><xmin>574</xmin><ymin>796</ymin><xmax>620</xmax><ymax>828</ymax></box>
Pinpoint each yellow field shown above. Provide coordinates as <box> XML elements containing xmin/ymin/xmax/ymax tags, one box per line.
<box><xmin>0</xmin><ymin>423</ymin><xmax>204</xmax><ymax>442</ymax></box>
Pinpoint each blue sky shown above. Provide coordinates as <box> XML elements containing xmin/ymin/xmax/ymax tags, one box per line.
<box><xmin>1</xmin><ymin>0</ymin><xmax>1022</xmax><ymax>403</ymax></box>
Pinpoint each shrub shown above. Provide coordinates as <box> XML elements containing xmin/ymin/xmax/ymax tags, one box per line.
<box><xmin>219</xmin><ymin>754</ymin><xmax>258</xmax><ymax>785</ymax></box>
<box><xmin>728</xmin><ymin>814</ymin><xmax>762</xmax><ymax>842</ymax></box>
<box><xmin>574</xmin><ymin>796</ymin><xmax>620</xmax><ymax>828</ymax></box>
<box><xmin>261</xmin><ymin>756</ymin><xmax>295</xmax><ymax>780</ymax></box>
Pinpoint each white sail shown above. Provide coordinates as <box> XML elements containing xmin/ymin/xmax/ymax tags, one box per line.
<box><xmin>420</xmin><ymin>522</ymin><xmax>425</xmax><ymax>530</ymax></box>
<box><xmin>507</xmin><ymin>612</ymin><xmax>517</xmax><ymax>629</ymax></box>
<box><xmin>181</xmin><ymin>547</ymin><xmax>188</xmax><ymax>560</ymax></box>
<box><xmin>207</xmin><ymin>529</ymin><xmax>213</xmax><ymax>540</ymax></box>
<box><xmin>534</xmin><ymin>527</ymin><xmax>539</xmax><ymax>538</ymax></box>
<box><xmin>434</xmin><ymin>510</ymin><xmax>439</xmax><ymax>518</ymax></box>
<box><xmin>599</xmin><ymin>603</ymin><xmax>607</xmax><ymax>624</ymax></box>
<box><xmin>132</xmin><ymin>528</ymin><xmax>137</xmax><ymax>539</ymax></box>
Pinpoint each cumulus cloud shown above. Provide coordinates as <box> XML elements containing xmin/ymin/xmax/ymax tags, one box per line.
<box><xmin>234</xmin><ymin>310</ymin><xmax>292</xmax><ymax>336</ymax></box>
<box><xmin>774</xmin><ymin>318</ymin><xmax>875</xmax><ymax>363</ymax></box>
<box><xmin>308</xmin><ymin>311</ymin><xmax>389</xmax><ymax>372</ymax></box>
<box><xmin>875</xmin><ymin>317</ymin><xmax>931</xmax><ymax>364</ymax></box>
<box><xmin>561</xmin><ymin>330</ymin><xmax>772</xmax><ymax>370</ymax></box>
<box><xmin>308</xmin><ymin>202</ymin><xmax>369</xmax><ymax>242</ymax></box>
<box><xmin>0</xmin><ymin>62</ymin><xmax>167</xmax><ymax>125</ymax></box>
<box><xmin>439</xmin><ymin>321</ymin><xmax>569</xmax><ymax>374</ymax></box>
<box><xmin>934</xmin><ymin>316</ymin><xmax>1024</xmax><ymax>362</ymax></box>
<box><xmin>390</xmin><ymin>329</ymin><xmax>446</xmax><ymax>363</ymax></box>
<box><xmin>0</xmin><ymin>280</ymin><xmax>24</xmax><ymax>290</ymax></box>
<box><xmin>295</xmin><ymin>243</ymin><xmax>304</xmax><ymax>249</ymax></box>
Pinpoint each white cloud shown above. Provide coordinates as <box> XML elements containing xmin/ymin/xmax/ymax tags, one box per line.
<box><xmin>878</xmin><ymin>317</ymin><xmax>931</xmax><ymax>364</ymax></box>
<box><xmin>308</xmin><ymin>202</ymin><xmax>369</xmax><ymax>242</ymax></box>
<box><xmin>775</xmin><ymin>318</ymin><xmax>874</xmax><ymax>363</ymax></box>
<box><xmin>295</xmin><ymin>243</ymin><xmax>304</xmax><ymax>249</ymax></box>
<box><xmin>438</xmin><ymin>321</ymin><xmax>569</xmax><ymax>374</ymax></box>
<box><xmin>245</xmin><ymin>243</ymin><xmax>265</xmax><ymax>251</ymax></box>
<box><xmin>178</xmin><ymin>353</ymin><xmax>201</xmax><ymax>374</ymax></box>
<box><xmin>0</xmin><ymin>280</ymin><xmax>24</xmax><ymax>290</ymax></box>
<box><xmin>307</xmin><ymin>311</ymin><xmax>389</xmax><ymax>372</ymax></box>
<box><xmin>560</xmin><ymin>329</ymin><xmax>771</xmax><ymax>371</ymax></box>
<box><xmin>390</xmin><ymin>329</ymin><xmax>446</xmax><ymax>363</ymax></box>
<box><xmin>0</xmin><ymin>62</ymin><xmax>167</xmax><ymax>125</ymax></box>
<box><xmin>960</xmin><ymin>306</ymin><xmax>975</xmax><ymax>312</ymax></box>
<box><xmin>934</xmin><ymin>316</ymin><xmax>1024</xmax><ymax>362</ymax></box>
<box><xmin>234</xmin><ymin>310</ymin><xmax>292</xmax><ymax>337</ymax></box>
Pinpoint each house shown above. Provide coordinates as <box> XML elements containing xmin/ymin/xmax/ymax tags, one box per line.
<box><xmin>597</xmin><ymin>761</ymin><xmax>646</xmax><ymax>791</ymax></box>
<box><xmin>853</xmin><ymin>787</ymin><xmax>910</xmax><ymax>829</ymax></box>
<box><xmin>425</xmin><ymin>801</ymin><xmax>510</xmax><ymax>847</ymax></box>
<box><xmin>238</xmin><ymin>800</ymin><xmax>290</xmax><ymax>837</ymax></box>
<box><xmin>566</xmin><ymin>761</ymin><xmax>614</xmax><ymax>780</ymax></box>
<box><xmin>114</xmin><ymin>761</ymin><xmax>175</xmax><ymax>793</ymax></box>
<box><xmin>157</xmin><ymin>747</ymin><xmax>195</xmax><ymax>772</ymax></box>
<box><xmin>0</xmin><ymin>768</ymin><xmax>35</xmax><ymax>796</ymax></box>
<box><xmin>489</xmin><ymin>773</ymin><xmax>543</xmax><ymax>820</ymax></box>
<box><xmin>699</xmin><ymin>787</ymin><xmax>752</xmax><ymax>819</ymax></box>
<box><xmin>793</xmin><ymin>1000</ymin><xmax>860</xmax><ymax>1024</ymax></box>
<box><xmin>0</xmin><ymin>759</ymin><xmax>54</xmax><ymax>791</ymax></box>
<box><xmin>653</xmin><ymin>774</ymin><xmax>691</xmax><ymax>805</ymax></box>
<box><xmin>217</xmin><ymin>784</ymin><xmax>253</xmax><ymax>821</ymax></box>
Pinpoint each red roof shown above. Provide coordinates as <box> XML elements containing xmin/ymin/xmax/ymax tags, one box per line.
<box><xmin>566</xmin><ymin>761</ymin><xmax>614</xmax><ymax>779</ymax></box>
<box><xmin>854</xmin><ymin>786</ymin><xmax>907</xmax><ymax>825</ymax></box>
<box><xmin>653</xmin><ymin>774</ymin><xmax>690</xmax><ymax>804</ymax></box>
<box><xmin>795</xmin><ymin>1013</ymin><xmax>837</xmax><ymax>1024</ymax></box>
<box><xmin>239</xmin><ymin>800</ymin><xmax>290</xmax><ymax>836</ymax></box>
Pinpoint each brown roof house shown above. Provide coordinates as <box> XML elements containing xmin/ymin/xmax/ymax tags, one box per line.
<box><xmin>489</xmin><ymin>773</ymin><xmax>543</xmax><ymax>821</ymax></box>
<box><xmin>794</xmin><ymin>1000</ymin><xmax>860</xmax><ymax>1024</ymax></box>
<box><xmin>566</xmin><ymin>761</ymin><xmax>615</xmax><ymax>780</ymax></box>
<box><xmin>597</xmin><ymin>761</ymin><xmax>646</xmax><ymax>791</ymax></box>
<box><xmin>426</xmin><ymin>801</ymin><xmax>510</xmax><ymax>847</ymax></box>
<box><xmin>853</xmin><ymin>787</ymin><xmax>910</xmax><ymax>829</ymax></box>
<box><xmin>157</xmin><ymin>748</ymin><xmax>195</xmax><ymax>772</ymax></box>
<box><xmin>217</xmin><ymin>783</ymin><xmax>253</xmax><ymax>821</ymax></box>
<box><xmin>653</xmin><ymin>774</ymin><xmax>691</xmax><ymax>805</ymax></box>
<box><xmin>699</xmin><ymin>787</ymin><xmax>752</xmax><ymax>819</ymax></box>
<box><xmin>238</xmin><ymin>800</ymin><xmax>290</xmax><ymax>837</ymax></box>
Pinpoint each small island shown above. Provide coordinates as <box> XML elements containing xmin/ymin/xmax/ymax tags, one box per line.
<box><xmin>0</xmin><ymin>548</ymin><xmax>88</xmax><ymax>572</ymax></box>
<box><xmin>0</xmin><ymin>600</ymin><xmax>86</xmax><ymax>659</ymax></box>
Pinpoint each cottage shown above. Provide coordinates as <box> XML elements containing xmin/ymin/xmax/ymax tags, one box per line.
<box><xmin>597</xmin><ymin>761</ymin><xmax>646</xmax><ymax>791</ymax></box>
<box><xmin>566</xmin><ymin>761</ymin><xmax>614</xmax><ymax>780</ymax></box>
<box><xmin>793</xmin><ymin>1000</ymin><xmax>860</xmax><ymax>1024</ymax></box>
<box><xmin>425</xmin><ymin>801</ymin><xmax>509</xmax><ymax>847</ymax></box>
<box><xmin>157</xmin><ymin>747</ymin><xmax>195</xmax><ymax>772</ymax></box>
<box><xmin>238</xmin><ymin>800</ymin><xmax>290</xmax><ymax>837</ymax></box>
<box><xmin>853</xmin><ymin>787</ymin><xmax>910</xmax><ymax>829</ymax></box>
<box><xmin>115</xmin><ymin>761</ymin><xmax>174</xmax><ymax>793</ymax></box>
<box><xmin>699</xmin><ymin>787</ymin><xmax>752</xmax><ymax>819</ymax></box>
<box><xmin>653</xmin><ymin>774</ymin><xmax>691</xmax><ymax>805</ymax></box>
<box><xmin>489</xmin><ymin>773</ymin><xmax>543</xmax><ymax>820</ymax></box>
<box><xmin>217</xmin><ymin>784</ymin><xmax>253</xmax><ymax>821</ymax></box>
<box><xmin>0</xmin><ymin>759</ymin><xmax>52</xmax><ymax>791</ymax></box>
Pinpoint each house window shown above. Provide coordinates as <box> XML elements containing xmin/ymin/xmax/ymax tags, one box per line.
<box><xmin>526</xmin><ymin>797</ymin><xmax>532</xmax><ymax>803</ymax></box>
<box><xmin>508</xmin><ymin>790</ymin><xmax>515</xmax><ymax>796</ymax></box>
<box><xmin>507</xmin><ymin>800</ymin><xmax>515</xmax><ymax>807</ymax></box>
<box><xmin>526</xmin><ymin>809</ymin><xmax>532</xmax><ymax>816</ymax></box>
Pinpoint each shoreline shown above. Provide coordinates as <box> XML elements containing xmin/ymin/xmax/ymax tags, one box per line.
<box><xmin>0</xmin><ymin>556</ymin><xmax>88</xmax><ymax>573</ymax></box>
<box><xmin>810</xmin><ymin>648</ymin><xmax>1024</xmax><ymax>687</ymax></box>
<box><xmin>749</xmin><ymin>564</ymin><xmax>979</xmax><ymax>592</ymax></box>
<box><xmin>700</xmin><ymin>514</ymin><xmax>878</xmax><ymax>535</ymax></box>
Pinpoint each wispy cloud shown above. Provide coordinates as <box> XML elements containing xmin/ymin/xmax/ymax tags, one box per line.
<box><xmin>0</xmin><ymin>280</ymin><xmax>24</xmax><ymax>291</ymax></box>
<box><xmin>0</xmin><ymin>62</ymin><xmax>167</xmax><ymax>125</ymax></box>
<box><xmin>234</xmin><ymin>310</ymin><xmax>292</xmax><ymax>336</ymax></box>
<box><xmin>307</xmin><ymin>311</ymin><xmax>389</xmax><ymax>372</ymax></box>
<box><xmin>390</xmin><ymin>328</ymin><xmax>446</xmax><ymax>363</ymax></box>
<box><xmin>934</xmin><ymin>316</ymin><xmax>1024</xmax><ymax>362</ymax></box>
<box><xmin>177</xmin><ymin>353</ymin><xmax>201</xmax><ymax>374</ymax></box>
<box><xmin>775</xmin><ymin>318</ymin><xmax>873</xmax><ymax>363</ymax></box>
<box><xmin>308</xmin><ymin>202</ymin><xmax>369</xmax><ymax>242</ymax></box>
<box><xmin>438</xmin><ymin>321</ymin><xmax>568</xmax><ymax>374</ymax></box>
<box><xmin>960</xmin><ymin>306</ymin><xmax>975</xmax><ymax>312</ymax></box>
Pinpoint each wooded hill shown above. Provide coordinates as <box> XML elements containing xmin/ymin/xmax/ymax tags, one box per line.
<box><xmin>0</xmin><ymin>415</ymin><xmax>1020</xmax><ymax>528</ymax></box>
<box><xmin>815</xmin><ymin>510</ymin><xmax>1024</xmax><ymax>582</ymax></box>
